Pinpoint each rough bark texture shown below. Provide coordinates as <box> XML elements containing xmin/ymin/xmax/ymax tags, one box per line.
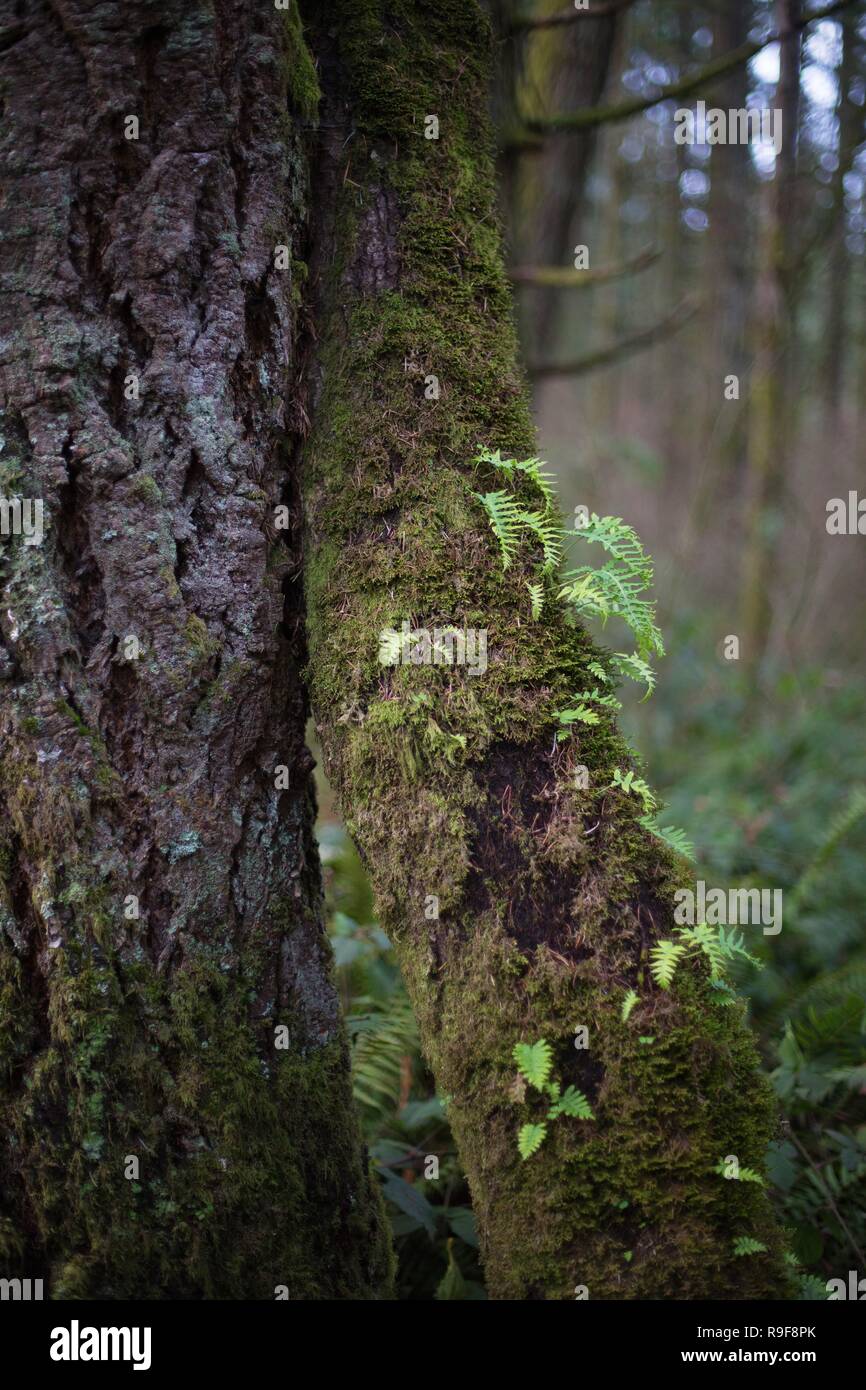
<box><xmin>302</xmin><ymin>0</ymin><xmax>791</xmax><ymax>1300</ymax></box>
<box><xmin>0</xmin><ymin>0</ymin><xmax>391</xmax><ymax>1298</ymax></box>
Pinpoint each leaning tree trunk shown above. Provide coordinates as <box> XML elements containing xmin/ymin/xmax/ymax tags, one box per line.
<box><xmin>302</xmin><ymin>0</ymin><xmax>790</xmax><ymax>1300</ymax></box>
<box><xmin>0</xmin><ymin>0</ymin><xmax>391</xmax><ymax>1298</ymax></box>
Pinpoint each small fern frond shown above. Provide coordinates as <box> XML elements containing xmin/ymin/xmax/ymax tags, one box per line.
<box><xmin>611</xmin><ymin>650</ymin><xmax>656</xmax><ymax>699</ymax></box>
<box><xmin>621</xmin><ymin>989</ymin><xmax>639</xmax><ymax>1023</ymax></box>
<box><xmin>513</xmin><ymin>1038</ymin><xmax>553</xmax><ymax>1091</ymax></box>
<box><xmin>576</xmin><ymin>686</ymin><xmax>622</xmax><ymax>711</ymax></box>
<box><xmin>556</xmin><ymin>703</ymin><xmax>600</xmax><ymax>730</ymax></box>
<box><xmin>519</xmin><ymin>509</ymin><xmax>563</xmax><ymax>571</ymax></box>
<box><xmin>678</xmin><ymin>922</ymin><xmax>727</xmax><ymax>980</ymax></box>
<box><xmin>476</xmin><ymin>490</ymin><xmax>524</xmax><ymax>569</ymax></box>
<box><xmin>640</xmin><ymin>816</ymin><xmax>695</xmax><ymax>861</ymax></box>
<box><xmin>650</xmin><ymin>939</ymin><xmax>687</xmax><ymax>990</ymax></box>
<box><xmin>717</xmin><ymin>926</ymin><xmax>764</xmax><ymax>972</ymax></box>
<box><xmin>733</xmin><ymin>1237</ymin><xmax>768</xmax><ymax>1257</ymax></box>
<box><xmin>526</xmin><ymin>580</ymin><xmax>544</xmax><ymax>620</ymax></box>
<box><xmin>714</xmin><ymin>1159</ymin><xmax>766</xmax><ymax>1185</ymax></box>
<box><xmin>517</xmin><ymin>1122</ymin><xmax>548</xmax><ymax>1160</ymax></box>
<box><xmin>548</xmin><ymin>1086</ymin><xmax>594</xmax><ymax>1120</ymax></box>
<box><xmin>611</xmin><ymin>767</ymin><xmax>657</xmax><ymax>814</ymax></box>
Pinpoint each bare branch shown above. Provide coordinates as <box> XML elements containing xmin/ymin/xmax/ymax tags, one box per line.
<box><xmin>510</xmin><ymin>245</ymin><xmax>660</xmax><ymax>288</ymax></box>
<box><xmin>509</xmin><ymin>0</ymin><xmax>636</xmax><ymax>34</ymax></box>
<box><xmin>529</xmin><ymin>297</ymin><xmax>699</xmax><ymax>377</ymax></box>
<box><xmin>523</xmin><ymin>0</ymin><xmax>856</xmax><ymax>133</ymax></box>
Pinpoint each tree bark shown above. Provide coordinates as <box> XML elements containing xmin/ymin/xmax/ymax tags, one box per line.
<box><xmin>302</xmin><ymin>0</ymin><xmax>790</xmax><ymax>1300</ymax></box>
<box><xmin>0</xmin><ymin>0</ymin><xmax>391</xmax><ymax>1298</ymax></box>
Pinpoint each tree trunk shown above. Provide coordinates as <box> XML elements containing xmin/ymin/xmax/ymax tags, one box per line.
<box><xmin>741</xmin><ymin>0</ymin><xmax>801</xmax><ymax>683</ymax></box>
<box><xmin>302</xmin><ymin>0</ymin><xmax>790</xmax><ymax>1300</ymax></box>
<box><xmin>0</xmin><ymin>0</ymin><xmax>391</xmax><ymax>1299</ymax></box>
<box><xmin>823</xmin><ymin>9</ymin><xmax>859</xmax><ymax>421</ymax></box>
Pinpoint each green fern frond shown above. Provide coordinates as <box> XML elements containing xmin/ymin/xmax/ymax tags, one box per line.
<box><xmin>575</xmin><ymin>686</ymin><xmax>622</xmax><ymax>711</ymax></box>
<box><xmin>555</xmin><ymin>703</ymin><xmax>601</xmax><ymax>733</ymax></box>
<box><xmin>716</xmin><ymin>926</ymin><xmax>764</xmax><ymax>972</ymax></box>
<box><xmin>611</xmin><ymin>650</ymin><xmax>656</xmax><ymax>699</ymax></box>
<box><xmin>788</xmin><ymin>785</ymin><xmax>866</xmax><ymax>917</ymax></box>
<box><xmin>348</xmin><ymin>993</ymin><xmax>420</xmax><ymax>1124</ymax></box>
<box><xmin>650</xmin><ymin>939</ymin><xmax>687</xmax><ymax>990</ymax></box>
<box><xmin>512</xmin><ymin>1038</ymin><xmax>553</xmax><ymax>1091</ymax></box>
<box><xmin>733</xmin><ymin>1237</ymin><xmax>768</xmax><ymax>1257</ymax></box>
<box><xmin>714</xmin><ymin>1159</ymin><xmax>766</xmax><ymax>1185</ymax></box>
<box><xmin>517</xmin><ymin>1122</ymin><xmax>548</xmax><ymax>1160</ymax></box>
<box><xmin>678</xmin><ymin>922</ymin><xmax>727</xmax><ymax>980</ymax></box>
<box><xmin>518</xmin><ymin>509</ymin><xmax>563</xmax><ymax>571</ymax></box>
<box><xmin>611</xmin><ymin>767</ymin><xmax>657</xmax><ymax>814</ymax></box>
<box><xmin>587</xmin><ymin>660</ymin><xmax>610</xmax><ymax>684</ymax></box>
<box><xmin>475</xmin><ymin>490</ymin><xmax>524</xmax><ymax>569</ymax></box>
<box><xmin>548</xmin><ymin>1086</ymin><xmax>594</xmax><ymax>1120</ymax></box>
<box><xmin>526</xmin><ymin>580</ymin><xmax>544</xmax><ymax>620</ymax></box>
<box><xmin>621</xmin><ymin>989</ymin><xmax>639</xmax><ymax>1022</ymax></box>
<box><xmin>475</xmin><ymin>449</ymin><xmax>558</xmax><ymax>511</ymax></box>
<box><xmin>640</xmin><ymin>816</ymin><xmax>695</xmax><ymax>861</ymax></box>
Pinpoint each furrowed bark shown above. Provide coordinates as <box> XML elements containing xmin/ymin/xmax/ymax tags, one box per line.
<box><xmin>302</xmin><ymin>0</ymin><xmax>791</xmax><ymax>1300</ymax></box>
<box><xmin>0</xmin><ymin>0</ymin><xmax>391</xmax><ymax>1298</ymax></box>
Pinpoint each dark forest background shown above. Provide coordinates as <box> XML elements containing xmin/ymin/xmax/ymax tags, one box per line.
<box><xmin>314</xmin><ymin>0</ymin><xmax>866</xmax><ymax>1298</ymax></box>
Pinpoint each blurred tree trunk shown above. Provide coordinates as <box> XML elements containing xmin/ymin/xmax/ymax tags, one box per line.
<box><xmin>707</xmin><ymin>0</ymin><xmax>752</xmax><ymax>466</ymax></box>
<box><xmin>303</xmin><ymin>0</ymin><xmax>790</xmax><ymax>1301</ymax></box>
<box><xmin>507</xmin><ymin>3</ymin><xmax>621</xmax><ymax>360</ymax></box>
<box><xmin>0</xmin><ymin>0</ymin><xmax>391</xmax><ymax>1298</ymax></box>
<box><xmin>824</xmin><ymin>10</ymin><xmax>860</xmax><ymax>421</ymax></box>
<box><xmin>741</xmin><ymin>0</ymin><xmax>802</xmax><ymax>682</ymax></box>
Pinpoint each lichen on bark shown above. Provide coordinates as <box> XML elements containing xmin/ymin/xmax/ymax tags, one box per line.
<box><xmin>301</xmin><ymin>0</ymin><xmax>791</xmax><ymax>1299</ymax></box>
<box><xmin>0</xmin><ymin>0</ymin><xmax>391</xmax><ymax>1298</ymax></box>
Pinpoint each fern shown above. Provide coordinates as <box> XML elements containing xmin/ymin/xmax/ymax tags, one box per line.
<box><xmin>526</xmin><ymin>580</ymin><xmax>544</xmax><ymax>620</ymax></box>
<box><xmin>519</xmin><ymin>509</ymin><xmax>563</xmax><ymax>571</ymax></box>
<box><xmin>611</xmin><ymin>767</ymin><xmax>657</xmax><ymax>814</ymax></box>
<box><xmin>475</xmin><ymin>457</ymin><xmax>663</xmax><ymax>697</ymax></box>
<box><xmin>610</xmin><ymin>650</ymin><xmax>656</xmax><ymax>699</ymax></box>
<box><xmin>679</xmin><ymin>922</ymin><xmax>727</xmax><ymax>981</ymax></box>
<box><xmin>511</xmin><ymin>1037</ymin><xmax>594</xmax><ymax>1159</ymax></box>
<box><xmin>512</xmin><ymin>1039</ymin><xmax>553</xmax><ymax>1092</ymax></box>
<box><xmin>716</xmin><ymin>926</ymin><xmax>763</xmax><ymax>972</ymax></box>
<box><xmin>640</xmin><ymin>815</ymin><xmax>695</xmax><ymax>861</ymax></box>
<box><xmin>733</xmin><ymin>1237</ymin><xmax>768</xmax><ymax>1257</ymax></box>
<box><xmin>787</xmin><ymin>785</ymin><xmax>866</xmax><ymax>918</ymax></box>
<box><xmin>475</xmin><ymin>490</ymin><xmax>524</xmax><ymax>569</ymax></box>
<box><xmin>650</xmin><ymin>939</ymin><xmax>688</xmax><ymax>990</ymax></box>
<box><xmin>518</xmin><ymin>1122</ymin><xmax>548</xmax><ymax>1160</ymax></box>
<box><xmin>555</xmin><ymin>704</ymin><xmax>600</xmax><ymax>737</ymax></box>
<box><xmin>560</xmin><ymin>512</ymin><xmax>663</xmax><ymax>662</ymax></box>
<box><xmin>714</xmin><ymin>1159</ymin><xmax>766</xmax><ymax>1185</ymax></box>
<box><xmin>548</xmin><ymin>1086</ymin><xmax>594</xmax><ymax>1120</ymax></box>
<box><xmin>621</xmin><ymin>988</ymin><xmax>639</xmax><ymax>1023</ymax></box>
<box><xmin>587</xmin><ymin>659</ymin><xmax>610</xmax><ymax>684</ymax></box>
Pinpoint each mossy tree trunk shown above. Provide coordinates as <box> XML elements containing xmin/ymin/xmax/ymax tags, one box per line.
<box><xmin>302</xmin><ymin>0</ymin><xmax>790</xmax><ymax>1300</ymax></box>
<box><xmin>0</xmin><ymin>0</ymin><xmax>391</xmax><ymax>1298</ymax></box>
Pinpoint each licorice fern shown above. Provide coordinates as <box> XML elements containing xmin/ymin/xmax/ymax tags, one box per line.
<box><xmin>511</xmin><ymin>1038</ymin><xmax>594</xmax><ymax>1159</ymax></box>
<box><xmin>474</xmin><ymin>453</ymin><xmax>662</xmax><ymax>682</ymax></box>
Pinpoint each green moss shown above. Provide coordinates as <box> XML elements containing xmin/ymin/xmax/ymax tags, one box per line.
<box><xmin>131</xmin><ymin>474</ymin><xmax>162</xmax><ymax>506</ymax></box>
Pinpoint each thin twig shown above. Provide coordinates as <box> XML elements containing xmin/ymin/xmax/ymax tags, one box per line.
<box><xmin>510</xmin><ymin>245</ymin><xmax>660</xmax><ymax>288</ymax></box>
<box><xmin>530</xmin><ymin>297</ymin><xmax>699</xmax><ymax>378</ymax></box>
